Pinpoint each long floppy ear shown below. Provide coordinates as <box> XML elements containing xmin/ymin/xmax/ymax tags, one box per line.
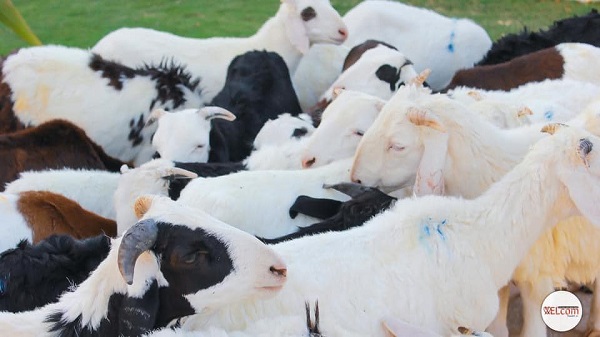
<box><xmin>407</xmin><ymin>107</ymin><xmax>448</xmax><ymax>196</ymax></box>
<box><xmin>559</xmin><ymin>137</ymin><xmax>600</xmax><ymax>226</ymax></box>
<box><xmin>198</xmin><ymin>106</ymin><xmax>236</xmax><ymax>121</ymax></box>
<box><xmin>145</xmin><ymin>108</ymin><xmax>167</xmax><ymax>127</ymax></box>
<box><xmin>281</xmin><ymin>0</ymin><xmax>310</xmax><ymax>54</ymax></box>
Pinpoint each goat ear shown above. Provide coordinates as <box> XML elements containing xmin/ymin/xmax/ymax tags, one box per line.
<box><xmin>199</xmin><ymin>106</ymin><xmax>236</xmax><ymax>122</ymax></box>
<box><xmin>145</xmin><ymin>109</ymin><xmax>167</xmax><ymax>127</ymax></box>
<box><xmin>559</xmin><ymin>138</ymin><xmax>600</xmax><ymax>226</ymax></box>
<box><xmin>407</xmin><ymin>108</ymin><xmax>448</xmax><ymax>196</ymax></box>
<box><xmin>281</xmin><ymin>0</ymin><xmax>310</xmax><ymax>54</ymax></box>
<box><xmin>134</xmin><ymin>195</ymin><xmax>154</xmax><ymax>219</ymax></box>
<box><xmin>408</xmin><ymin>68</ymin><xmax>431</xmax><ymax>87</ymax></box>
<box><xmin>332</xmin><ymin>87</ymin><xmax>345</xmax><ymax>100</ymax></box>
<box><xmin>407</xmin><ymin>107</ymin><xmax>446</xmax><ymax>132</ymax></box>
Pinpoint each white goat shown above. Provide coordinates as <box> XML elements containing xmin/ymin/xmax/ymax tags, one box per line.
<box><xmin>176</xmin><ymin>125</ymin><xmax>600</xmax><ymax>336</ymax></box>
<box><xmin>301</xmin><ymin>90</ymin><xmax>386</xmax><ymax>168</ymax></box>
<box><xmin>448</xmin><ymin>79</ymin><xmax>600</xmax><ymax>125</ymax></box>
<box><xmin>0</xmin><ymin>195</ymin><xmax>287</xmax><ymax>337</ymax></box>
<box><xmin>2</xmin><ymin>45</ymin><xmax>205</xmax><ymax>165</ymax></box>
<box><xmin>92</xmin><ymin>0</ymin><xmax>347</xmax><ymax>101</ymax></box>
<box><xmin>114</xmin><ymin>159</ymin><xmax>353</xmax><ymax>237</ymax></box>
<box><xmin>350</xmin><ymin>87</ymin><xmax>600</xmax><ymax>337</ymax></box>
<box><xmin>148</xmin><ymin>107</ymin><xmax>236</xmax><ymax>163</ymax></box>
<box><xmin>318</xmin><ymin>45</ymin><xmax>421</xmax><ymax>105</ymax></box>
<box><xmin>292</xmin><ymin>0</ymin><xmax>492</xmax><ymax>108</ymax></box>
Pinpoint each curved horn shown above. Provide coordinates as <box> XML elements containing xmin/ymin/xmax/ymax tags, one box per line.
<box><xmin>407</xmin><ymin>107</ymin><xmax>446</xmax><ymax>132</ymax></box>
<box><xmin>200</xmin><ymin>106</ymin><xmax>236</xmax><ymax>122</ymax></box>
<box><xmin>162</xmin><ymin>167</ymin><xmax>198</xmax><ymax>180</ymax></box>
<box><xmin>540</xmin><ymin>123</ymin><xmax>568</xmax><ymax>135</ymax></box>
<box><xmin>118</xmin><ymin>218</ymin><xmax>159</xmax><ymax>285</ymax></box>
<box><xmin>145</xmin><ymin>108</ymin><xmax>167</xmax><ymax>127</ymax></box>
<box><xmin>323</xmin><ymin>182</ymin><xmax>372</xmax><ymax>198</ymax></box>
<box><xmin>409</xmin><ymin>68</ymin><xmax>431</xmax><ymax>86</ymax></box>
<box><xmin>579</xmin><ymin>138</ymin><xmax>593</xmax><ymax>167</ymax></box>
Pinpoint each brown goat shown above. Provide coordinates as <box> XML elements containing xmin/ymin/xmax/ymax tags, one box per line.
<box><xmin>442</xmin><ymin>46</ymin><xmax>564</xmax><ymax>92</ymax></box>
<box><xmin>16</xmin><ymin>191</ymin><xmax>116</xmax><ymax>243</ymax></box>
<box><xmin>0</xmin><ymin>119</ymin><xmax>129</xmax><ymax>190</ymax></box>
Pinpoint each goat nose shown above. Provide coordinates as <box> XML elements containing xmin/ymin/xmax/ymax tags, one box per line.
<box><xmin>302</xmin><ymin>157</ymin><xmax>316</xmax><ymax>168</ymax></box>
<box><xmin>351</xmin><ymin>177</ymin><xmax>362</xmax><ymax>184</ymax></box>
<box><xmin>270</xmin><ymin>265</ymin><xmax>287</xmax><ymax>277</ymax></box>
<box><xmin>338</xmin><ymin>28</ymin><xmax>348</xmax><ymax>38</ymax></box>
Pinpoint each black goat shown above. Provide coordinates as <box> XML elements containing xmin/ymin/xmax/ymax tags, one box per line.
<box><xmin>208</xmin><ymin>50</ymin><xmax>303</xmax><ymax>162</ymax></box>
<box><xmin>477</xmin><ymin>9</ymin><xmax>600</xmax><ymax>65</ymax></box>
<box><xmin>0</xmin><ymin>234</ymin><xmax>111</xmax><ymax>312</ymax></box>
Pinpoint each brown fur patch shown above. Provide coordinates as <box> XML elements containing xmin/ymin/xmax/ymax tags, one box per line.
<box><xmin>0</xmin><ymin>53</ymin><xmax>26</xmax><ymax>134</ymax></box>
<box><xmin>342</xmin><ymin>40</ymin><xmax>398</xmax><ymax>71</ymax></box>
<box><xmin>0</xmin><ymin>119</ymin><xmax>129</xmax><ymax>190</ymax></box>
<box><xmin>16</xmin><ymin>191</ymin><xmax>116</xmax><ymax>243</ymax></box>
<box><xmin>444</xmin><ymin>47</ymin><xmax>564</xmax><ymax>92</ymax></box>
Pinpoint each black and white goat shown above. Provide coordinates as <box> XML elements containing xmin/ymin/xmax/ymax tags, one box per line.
<box><xmin>0</xmin><ymin>196</ymin><xmax>286</xmax><ymax>337</ymax></box>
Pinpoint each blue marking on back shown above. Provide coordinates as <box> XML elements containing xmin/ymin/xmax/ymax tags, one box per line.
<box><xmin>447</xmin><ymin>19</ymin><xmax>457</xmax><ymax>53</ymax></box>
<box><xmin>544</xmin><ymin>110</ymin><xmax>554</xmax><ymax>121</ymax></box>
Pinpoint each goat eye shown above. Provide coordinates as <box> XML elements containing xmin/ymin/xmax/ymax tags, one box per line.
<box><xmin>301</xmin><ymin>7</ymin><xmax>316</xmax><ymax>21</ymax></box>
<box><xmin>353</xmin><ymin>130</ymin><xmax>364</xmax><ymax>136</ymax></box>
<box><xmin>196</xmin><ymin>144</ymin><xmax>204</xmax><ymax>149</ymax></box>
<box><xmin>388</xmin><ymin>143</ymin><xmax>406</xmax><ymax>152</ymax></box>
<box><xmin>183</xmin><ymin>250</ymin><xmax>209</xmax><ymax>264</ymax></box>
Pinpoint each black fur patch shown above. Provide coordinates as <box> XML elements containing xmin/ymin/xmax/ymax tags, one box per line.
<box><xmin>292</xmin><ymin>127</ymin><xmax>308</xmax><ymax>139</ymax></box>
<box><xmin>89</xmin><ymin>55</ymin><xmax>200</xmax><ymax>111</ymax></box>
<box><xmin>0</xmin><ymin>235</ymin><xmax>112</xmax><ymax>313</ymax></box>
<box><xmin>375</xmin><ymin>60</ymin><xmax>414</xmax><ymax>91</ymax></box>
<box><xmin>478</xmin><ymin>9</ymin><xmax>600</xmax><ymax>65</ymax></box>
<box><xmin>45</xmin><ymin>280</ymin><xmax>158</xmax><ymax>337</ymax></box>
<box><xmin>128</xmin><ymin>113</ymin><xmax>145</xmax><ymax>147</ymax></box>
<box><xmin>167</xmin><ymin>161</ymin><xmax>246</xmax><ymax>200</ymax></box>
<box><xmin>301</xmin><ymin>7</ymin><xmax>317</xmax><ymax>21</ymax></box>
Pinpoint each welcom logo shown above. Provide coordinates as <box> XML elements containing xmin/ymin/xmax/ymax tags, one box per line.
<box><xmin>541</xmin><ymin>291</ymin><xmax>583</xmax><ymax>332</ymax></box>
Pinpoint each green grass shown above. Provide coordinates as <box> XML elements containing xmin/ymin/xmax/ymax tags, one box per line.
<box><xmin>1</xmin><ymin>0</ymin><xmax>600</xmax><ymax>56</ymax></box>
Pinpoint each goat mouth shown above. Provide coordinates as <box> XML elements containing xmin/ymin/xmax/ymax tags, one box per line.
<box><xmin>257</xmin><ymin>285</ymin><xmax>284</xmax><ymax>292</ymax></box>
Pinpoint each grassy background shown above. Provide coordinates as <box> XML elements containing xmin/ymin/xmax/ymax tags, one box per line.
<box><xmin>1</xmin><ymin>0</ymin><xmax>600</xmax><ymax>56</ymax></box>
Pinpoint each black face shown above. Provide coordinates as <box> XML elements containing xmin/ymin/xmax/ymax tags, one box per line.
<box><xmin>301</xmin><ymin>7</ymin><xmax>317</xmax><ymax>21</ymax></box>
<box><xmin>154</xmin><ymin>223</ymin><xmax>235</xmax><ymax>326</ymax></box>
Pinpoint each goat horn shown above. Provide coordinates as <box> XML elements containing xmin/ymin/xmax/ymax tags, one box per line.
<box><xmin>409</xmin><ymin>68</ymin><xmax>431</xmax><ymax>86</ymax></box>
<box><xmin>323</xmin><ymin>182</ymin><xmax>372</xmax><ymax>198</ymax></box>
<box><xmin>407</xmin><ymin>107</ymin><xmax>446</xmax><ymax>132</ymax></box>
<box><xmin>540</xmin><ymin>123</ymin><xmax>568</xmax><ymax>135</ymax></box>
<box><xmin>118</xmin><ymin>218</ymin><xmax>159</xmax><ymax>285</ymax></box>
<box><xmin>200</xmin><ymin>106</ymin><xmax>236</xmax><ymax>121</ymax></box>
<box><xmin>163</xmin><ymin>167</ymin><xmax>198</xmax><ymax>180</ymax></box>
<box><xmin>579</xmin><ymin>138</ymin><xmax>593</xmax><ymax>167</ymax></box>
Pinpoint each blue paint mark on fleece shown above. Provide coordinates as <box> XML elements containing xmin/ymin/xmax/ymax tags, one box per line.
<box><xmin>419</xmin><ymin>217</ymin><xmax>449</xmax><ymax>251</ymax></box>
<box><xmin>447</xmin><ymin>19</ymin><xmax>457</xmax><ymax>53</ymax></box>
<box><xmin>544</xmin><ymin>110</ymin><xmax>554</xmax><ymax>121</ymax></box>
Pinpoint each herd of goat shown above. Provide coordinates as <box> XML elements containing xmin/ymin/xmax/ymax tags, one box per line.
<box><xmin>1</xmin><ymin>0</ymin><xmax>600</xmax><ymax>336</ymax></box>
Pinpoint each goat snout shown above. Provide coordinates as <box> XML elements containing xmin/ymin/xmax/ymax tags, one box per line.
<box><xmin>302</xmin><ymin>157</ymin><xmax>316</xmax><ymax>168</ymax></box>
<box><xmin>338</xmin><ymin>28</ymin><xmax>348</xmax><ymax>39</ymax></box>
<box><xmin>270</xmin><ymin>265</ymin><xmax>287</xmax><ymax>277</ymax></box>
<box><xmin>351</xmin><ymin>176</ymin><xmax>362</xmax><ymax>184</ymax></box>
